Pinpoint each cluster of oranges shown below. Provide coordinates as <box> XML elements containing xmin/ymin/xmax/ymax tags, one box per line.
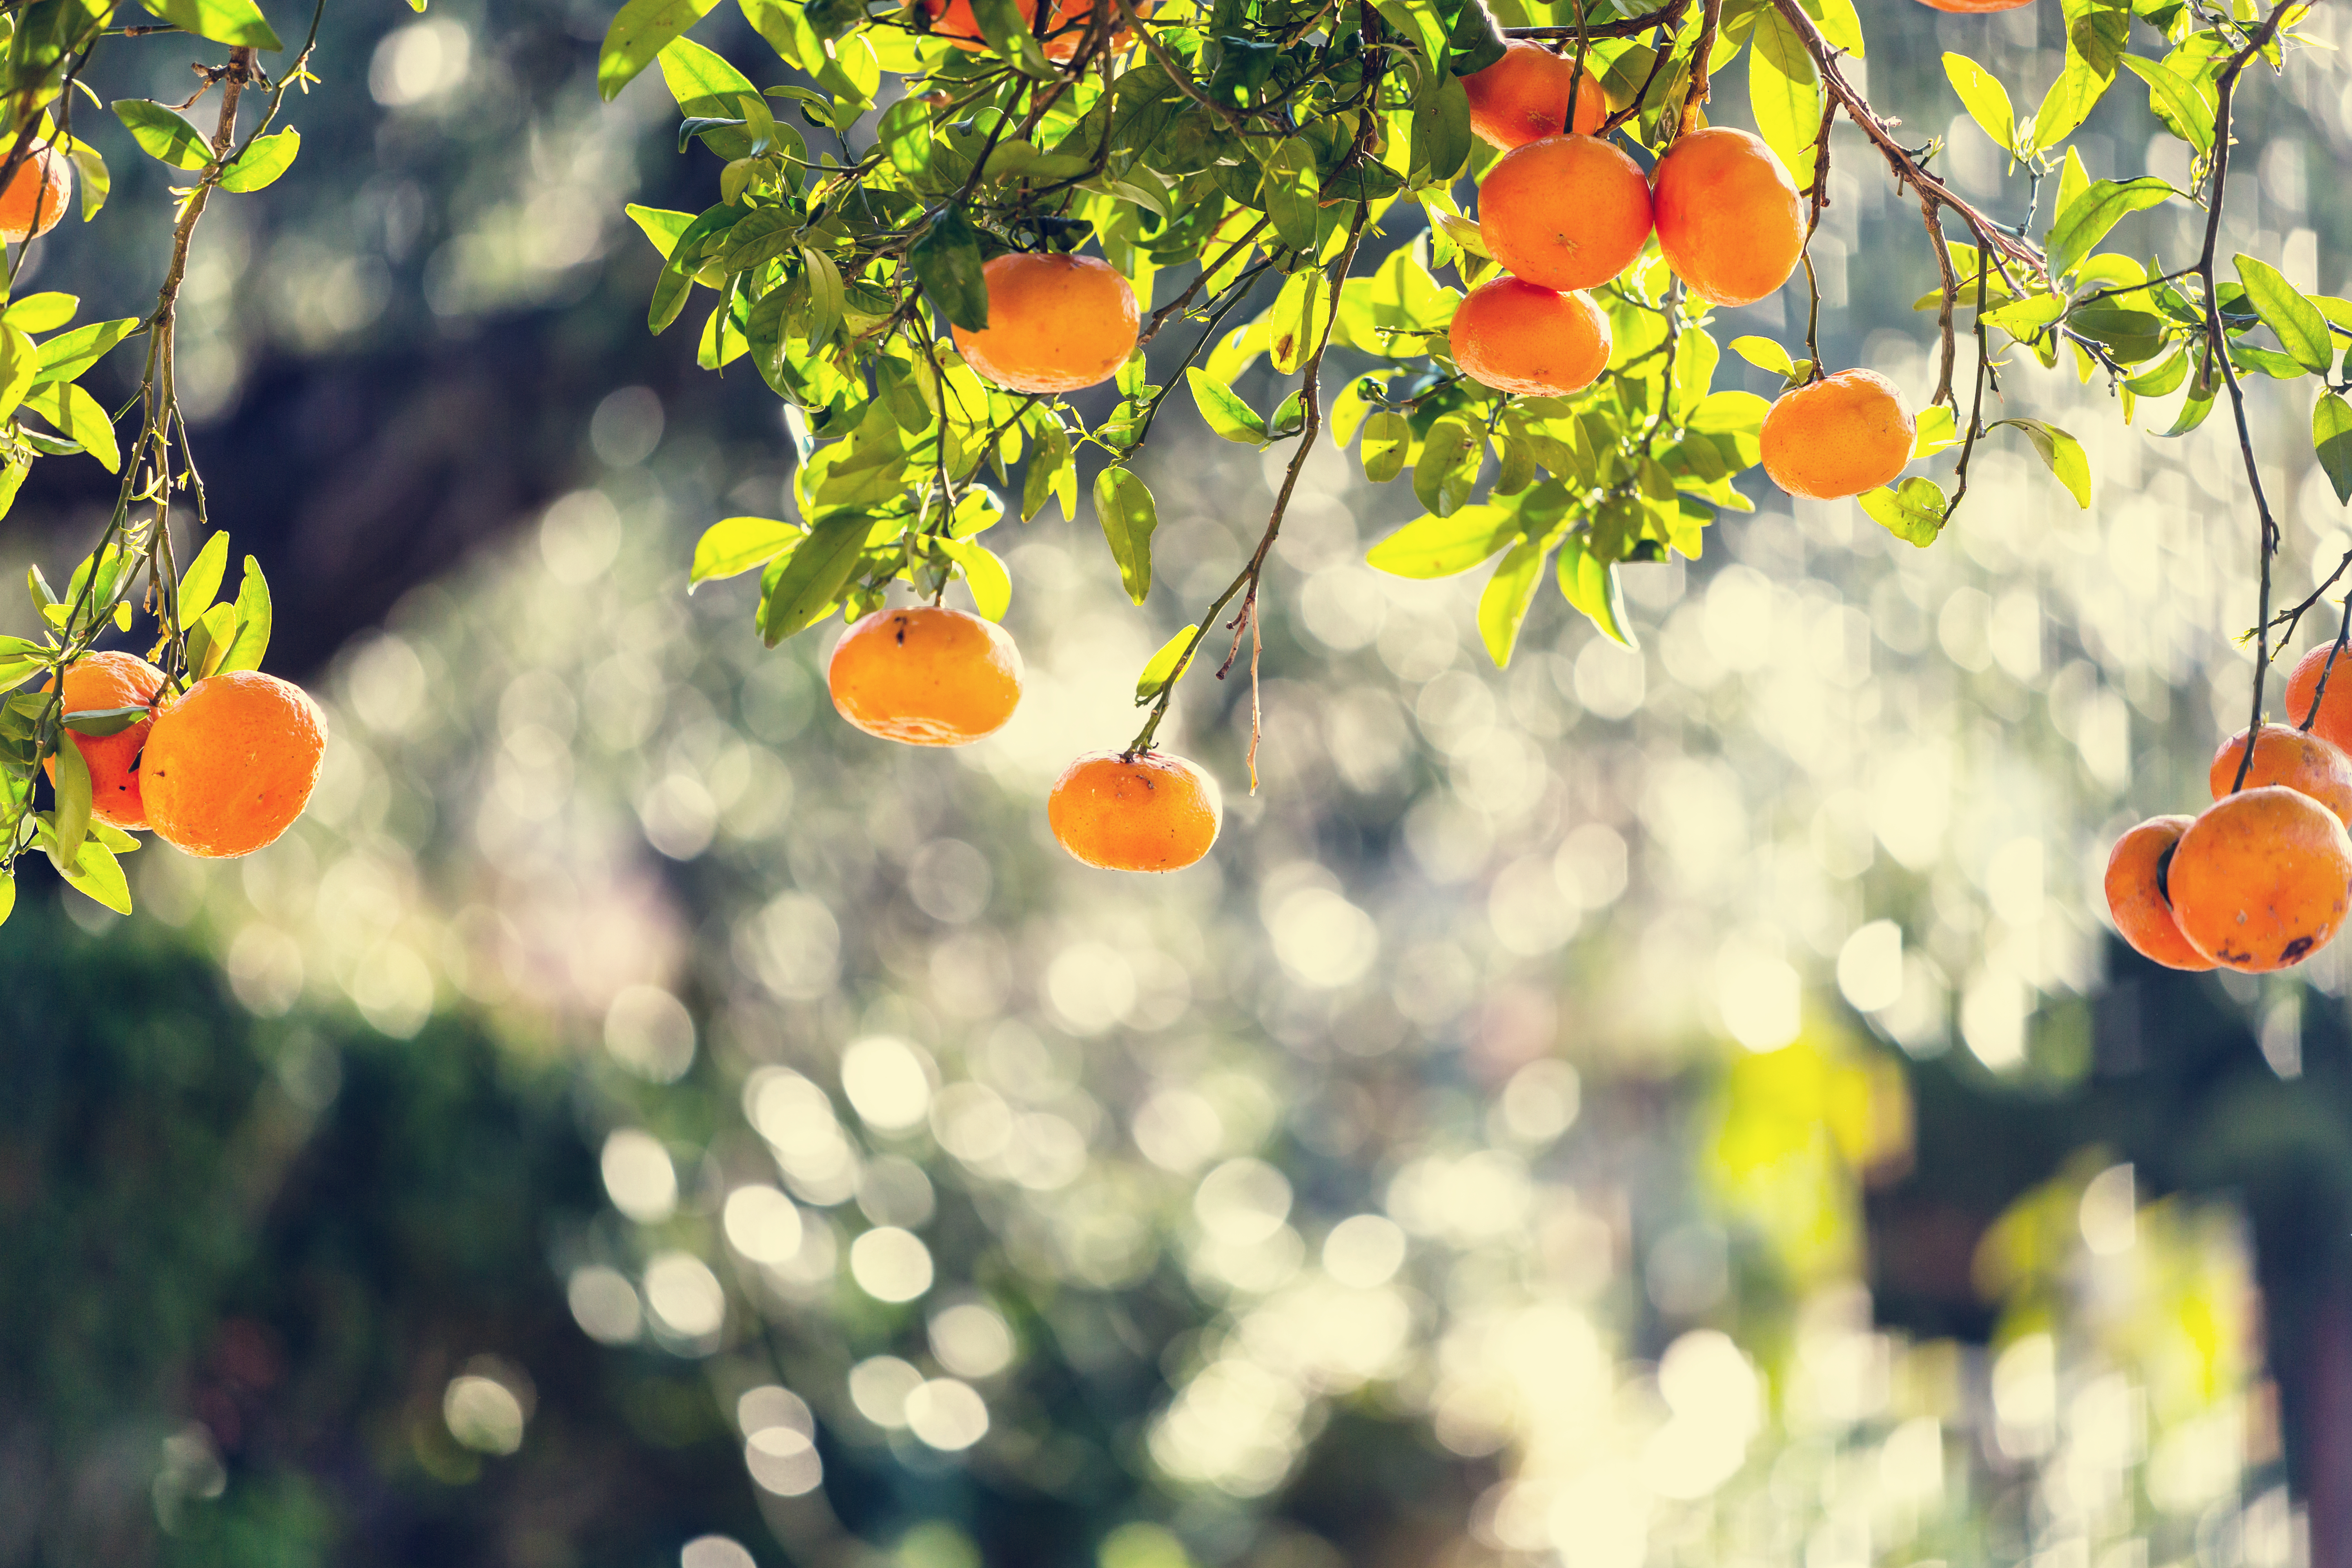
<box><xmin>2106</xmin><ymin>646</ymin><xmax>2352</xmax><ymax>973</ymax></box>
<box><xmin>827</xmin><ymin>605</ymin><xmax>1222</xmax><ymax>872</ymax></box>
<box><xmin>1454</xmin><ymin>44</ymin><xmax>1915</xmax><ymax>502</ymax></box>
<box><xmin>47</xmin><ymin>652</ymin><xmax>326</xmax><ymax>860</ymax></box>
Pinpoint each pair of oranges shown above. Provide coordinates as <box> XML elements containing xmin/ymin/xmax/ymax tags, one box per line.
<box><xmin>2106</xmin><ymin>646</ymin><xmax>2352</xmax><ymax>973</ymax></box>
<box><xmin>47</xmin><ymin>651</ymin><xmax>327</xmax><ymax>859</ymax></box>
<box><xmin>826</xmin><ymin>605</ymin><xmax>1222</xmax><ymax>872</ymax></box>
<box><xmin>1455</xmin><ymin>45</ymin><xmax>1915</xmax><ymax>502</ymax></box>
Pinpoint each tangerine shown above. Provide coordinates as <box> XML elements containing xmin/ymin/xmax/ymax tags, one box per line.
<box><xmin>953</xmin><ymin>253</ymin><xmax>1138</xmax><ymax>394</ymax></box>
<box><xmin>1477</xmin><ymin>134</ymin><xmax>1654</xmax><ymax>293</ymax></box>
<box><xmin>42</xmin><ymin>650</ymin><xmax>165</xmax><ymax>830</ymax></box>
<box><xmin>1450</xmin><ymin>278</ymin><xmax>1611</xmax><ymax>396</ymax></box>
<box><xmin>2168</xmin><ymin>785</ymin><xmax>2352</xmax><ymax>971</ymax></box>
<box><xmin>1047</xmin><ymin>750</ymin><xmax>1221</xmax><ymax>871</ymax></box>
<box><xmin>1650</xmin><ymin>127</ymin><xmax>1804</xmax><ymax>307</ymax></box>
<box><xmin>2283</xmin><ymin>643</ymin><xmax>2352</xmax><ymax>755</ymax></box>
<box><xmin>140</xmin><ymin>670</ymin><xmax>328</xmax><ymax>859</ymax></box>
<box><xmin>2102</xmin><ymin>816</ymin><xmax>2214</xmax><ymax>972</ymax></box>
<box><xmin>913</xmin><ymin>0</ymin><xmax>1117</xmax><ymax>58</ymax></box>
<box><xmin>2209</xmin><ymin>723</ymin><xmax>2352</xmax><ymax>826</ymax></box>
<box><xmin>0</xmin><ymin>143</ymin><xmax>69</xmax><ymax>244</ymax></box>
<box><xmin>1461</xmin><ymin>41</ymin><xmax>1608</xmax><ymax>149</ymax></box>
<box><xmin>828</xmin><ymin>605</ymin><xmax>1024</xmax><ymax>745</ymax></box>
<box><xmin>1757</xmin><ymin>369</ymin><xmax>1914</xmax><ymax>499</ymax></box>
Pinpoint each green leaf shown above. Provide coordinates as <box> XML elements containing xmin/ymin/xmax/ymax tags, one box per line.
<box><xmin>215</xmin><ymin>127</ymin><xmax>298</xmax><ymax>194</ymax></box>
<box><xmin>50</xmin><ymin>732</ymin><xmax>89</xmax><ymax>868</ymax></box>
<box><xmin>0</xmin><ymin>326</ymin><xmax>37</xmax><ymax>424</ymax></box>
<box><xmin>1366</xmin><ymin>505</ymin><xmax>1516</xmax><ymax>578</ymax></box>
<box><xmin>1749</xmin><ymin>6</ymin><xmax>1825</xmax><ymax>184</ymax></box>
<box><xmin>759</xmin><ymin>512</ymin><xmax>869</xmax><ymax>646</ymax></box>
<box><xmin>1360</xmin><ymin>409</ymin><xmax>1410</xmax><ymax>483</ymax></box>
<box><xmin>658</xmin><ymin>34</ymin><xmax>760</xmax><ymax>111</ymax></box>
<box><xmin>2120</xmin><ymin>54</ymin><xmax>2213</xmax><ymax>156</ymax></box>
<box><xmin>1982</xmin><ymin>292</ymin><xmax>2068</xmax><ymax>338</ymax></box>
<box><xmin>1135</xmin><ymin>624</ymin><xmax>1199</xmax><ymax>704</ymax></box>
<box><xmin>1186</xmin><ymin>368</ymin><xmax>1268</xmax><ymax>444</ymax></box>
<box><xmin>878</xmin><ymin>96</ymin><xmax>933</xmax><ymax>183</ymax></box>
<box><xmin>2314</xmin><ymin>391</ymin><xmax>2352</xmax><ymax>506</ymax></box>
<box><xmin>1260</xmin><ymin>137</ymin><xmax>1321</xmax><ymax>252</ymax></box>
<box><xmin>2032</xmin><ymin>0</ymin><xmax>2127</xmax><ymax>147</ymax></box>
<box><xmin>2044</xmin><ymin>177</ymin><xmax>2174</xmax><ymax>280</ymax></box>
<box><xmin>1093</xmin><ymin>467</ymin><xmax>1157</xmax><ymax>605</ymax></box>
<box><xmin>1556</xmin><ymin>532</ymin><xmax>1635</xmax><ymax>648</ymax></box>
<box><xmin>1445</xmin><ymin>0</ymin><xmax>1507</xmax><ymax>75</ymax></box>
<box><xmin>3</xmin><ymin>293</ymin><xmax>74</xmax><ymax>333</ymax></box>
<box><xmin>62</xmin><ymin>138</ymin><xmax>107</xmax><ymax>222</ymax></box>
<box><xmin>177</xmin><ymin>532</ymin><xmax>231</xmax><ymax>622</ymax></box>
<box><xmin>1023</xmin><ymin>416</ymin><xmax>1071</xmax><ymax>522</ymax></box>
<box><xmin>1942</xmin><ymin>53</ymin><xmax>2015</xmax><ymax>154</ymax></box>
<box><xmin>1860</xmin><ymin>477</ymin><xmax>1949</xmax><ymax>546</ymax></box>
<box><xmin>1412</xmin><ymin>416</ymin><xmax>1481</xmax><ymax>517</ymax></box>
<box><xmin>601</xmin><ymin>0</ymin><xmax>721</xmax><ymax>100</ymax></box>
<box><xmin>2235</xmin><ymin>254</ymin><xmax>2332</xmax><ymax>374</ymax></box>
<box><xmin>216</xmin><ymin>557</ymin><xmax>272</xmax><ymax>674</ymax></box>
<box><xmin>1993</xmin><ymin>418</ymin><xmax>2091</xmax><ymax>508</ymax></box>
<box><xmin>1477</xmin><ymin>535</ymin><xmax>1546</xmax><ymax>667</ymax></box>
<box><xmin>56</xmin><ymin>835</ymin><xmax>129</xmax><ymax>915</ymax></box>
<box><xmin>33</xmin><ymin>318</ymin><xmax>138</xmax><ymax>385</ymax></box>
<box><xmin>625</xmin><ymin>204</ymin><xmax>697</xmax><ymax>260</ymax></box>
<box><xmin>965</xmin><ymin>0</ymin><xmax>1059</xmax><ymax>78</ymax></box>
<box><xmin>134</xmin><ymin>0</ymin><xmax>282</xmax><ymax>50</ymax></box>
<box><xmin>0</xmin><ymin>870</ymin><xmax>12</xmax><ymax>929</ymax></box>
<box><xmin>62</xmin><ymin>705</ymin><xmax>151</xmax><ymax>737</ymax></box>
<box><xmin>185</xmin><ymin>600</ymin><xmax>238</xmax><ymax>681</ymax></box>
<box><xmin>1728</xmin><ymin>335</ymin><xmax>1796</xmax><ymax>378</ymax></box>
<box><xmin>692</xmin><ymin>515</ymin><xmax>802</xmax><ymax>588</ymax></box>
<box><xmin>937</xmin><ymin>537</ymin><xmax>1011</xmax><ymax>621</ymax></box>
<box><xmin>911</xmin><ymin>210</ymin><xmax>990</xmax><ymax>332</ymax></box>
<box><xmin>1911</xmin><ymin>404</ymin><xmax>1958</xmax><ymax>460</ymax></box>
<box><xmin>22</xmin><ymin>381</ymin><xmax>117</xmax><ymax>472</ymax></box>
<box><xmin>110</xmin><ymin>100</ymin><xmax>212</xmax><ymax>171</ymax></box>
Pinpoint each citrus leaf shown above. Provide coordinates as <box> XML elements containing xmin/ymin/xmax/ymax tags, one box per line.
<box><xmin>2</xmin><ymin>293</ymin><xmax>74</xmax><ymax>333</ymax></box>
<box><xmin>22</xmin><ymin>381</ymin><xmax>117</xmax><ymax>472</ymax></box>
<box><xmin>133</xmin><ymin>0</ymin><xmax>281</xmax><ymax>51</ymax></box>
<box><xmin>758</xmin><ymin>511</ymin><xmax>868</xmax><ymax>646</ymax></box>
<box><xmin>56</xmin><ymin>835</ymin><xmax>129</xmax><ymax>915</ymax></box>
<box><xmin>2314</xmin><ymin>391</ymin><xmax>2352</xmax><ymax>506</ymax></box>
<box><xmin>1556</xmin><ymin>531</ymin><xmax>1635</xmax><ymax>648</ymax></box>
<box><xmin>110</xmin><ymin>100</ymin><xmax>212</xmax><ymax>170</ymax></box>
<box><xmin>215</xmin><ymin>127</ymin><xmax>298</xmax><ymax>194</ymax></box>
<box><xmin>1093</xmin><ymin>467</ymin><xmax>1157</xmax><ymax>605</ymax></box>
<box><xmin>1942</xmin><ymin>52</ymin><xmax>2015</xmax><ymax>153</ymax></box>
<box><xmin>32</xmin><ymin>318</ymin><xmax>138</xmax><ymax>385</ymax></box>
<box><xmin>1749</xmin><ymin>6</ymin><xmax>1825</xmax><ymax>184</ymax></box>
<box><xmin>1185</xmin><ymin>368</ymin><xmax>1268</xmax><ymax>444</ymax></box>
<box><xmin>937</xmin><ymin>537</ymin><xmax>1011</xmax><ymax>621</ymax></box>
<box><xmin>2120</xmin><ymin>54</ymin><xmax>2213</xmax><ymax>155</ymax></box>
<box><xmin>911</xmin><ymin>210</ymin><xmax>990</xmax><ymax>332</ymax></box>
<box><xmin>601</xmin><ymin>0</ymin><xmax>721</xmax><ymax>100</ymax></box>
<box><xmin>2045</xmin><ymin>176</ymin><xmax>2174</xmax><ymax>280</ymax></box>
<box><xmin>1859</xmin><ymin>477</ymin><xmax>1949</xmax><ymax>546</ymax></box>
<box><xmin>49</xmin><ymin>733</ymin><xmax>90</xmax><ymax>868</ymax></box>
<box><xmin>1135</xmin><ymin>624</ymin><xmax>1200</xmax><ymax>704</ymax></box>
<box><xmin>1259</xmin><ymin>137</ymin><xmax>1321</xmax><ymax>252</ymax></box>
<box><xmin>1477</xmin><ymin>535</ymin><xmax>1547</xmax><ymax>667</ymax></box>
<box><xmin>691</xmin><ymin>515</ymin><xmax>802</xmax><ymax>588</ymax></box>
<box><xmin>1366</xmin><ymin>504</ymin><xmax>1515</xmax><ymax>578</ymax></box>
<box><xmin>2236</xmin><ymin>254</ymin><xmax>2332</xmax><ymax>374</ymax></box>
<box><xmin>1993</xmin><ymin>417</ymin><xmax>2091</xmax><ymax>507</ymax></box>
<box><xmin>1360</xmin><ymin>409</ymin><xmax>1410</xmax><ymax>483</ymax></box>
<box><xmin>216</xmin><ymin>557</ymin><xmax>273</xmax><ymax>674</ymax></box>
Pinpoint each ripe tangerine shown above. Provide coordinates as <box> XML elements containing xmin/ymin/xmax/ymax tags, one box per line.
<box><xmin>43</xmin><ymin>650</ymin><xmax>165</xmax><ymax>830</ymax></box>
<box><xmin>1047</xmin><ymin>750</ymin><xmax>1221</xmax><ymax>871</ymax></box>
<box><xmin>1477</xmin><ymin>134</ymin><xmax>1654</xmax><ymax>293</ymax></box>
<box><xmin>953</xmin><ymin>253</ymin><xmax>1138</xmax><ymax>395</ymax></box>
<box><xmin>1757</xmin><ymin>369</ymin><xmax>1914</xmax><ymax>500</ymax></box>
<box><xmin>2168</xmin><ymin>785</ymin><xmax>2352</xmax><ymax>972</ymax></box>
<box><xmin>140</xmin><ymin>670</ymin><xmax>328</xmax><ymax>859</ymax></box>
<box><xmin>0</xmin><ymin>143</ymin><xmax>70</xmax><ymax>244</ymax></box>
<box><xmin>1461</xmin><ymin>41</ymin><xmax>1608</xmax><ymax>150</ymax></box>
<box><xmin>1650</xmin><ymin>127</ymin><xmax>1804</xmax><ymax>307</ymax></box>
<box><xmin>828</xmin><ymin>605</ymin><xmax>1024</xmax><ymax>746</ymax></box>
<box><xmin>2102</xmin><ymin>816</ymin><xmax>2214</xmax><ymax>972</ymax></box>
<box><xmin>2283</xmin><ymin>643</ymin><xmax>2352</xmax><ymax>755</ymax></box>
<box><xmin>1450</xmin><ymin>278</ymin><xmax>1611</xmax><ymax>396</ymax></box>
<box><xmin>2209</xmin><ymin>724</ymin><xmax>2352</xmax><ymax>826</ymax></box>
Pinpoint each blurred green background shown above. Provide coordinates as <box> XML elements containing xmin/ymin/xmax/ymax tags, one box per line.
<box><xmin>7</xmin><ymin>0</ymin><xmax>2352</xmax><ymax>1564</ymax></box>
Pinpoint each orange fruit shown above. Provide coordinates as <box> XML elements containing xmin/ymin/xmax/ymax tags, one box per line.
<box><xmin>913</xmin><ymin>0</ymin><xmax>1117</xmax><ymax>58</ymax></box>
<box><xmin>2102</xmin><ymin>816</ymin><xmax>2215</xmax><ymax>972</ymax></box>
<box><xmin>952</xmin><ymin>253</ymin><xmax>1139</xmax><ymax>395</ymax></box>
<box><xmin>2283</xmin><ymin>643</ymin><xmax>2352</xmax><ymax>755</ymax></box>
<box><xmin>1477</xmin><ymin>134</ymin><xmax>1654</xmax><ymax>292</ymax></box>
<box><xmin>1047</xmin><ymin>751</ymin><xmax>1221</xmax><ymax>871</ymax></box>
<box><xmin>2168</xmin><ymin>786</ymin><xmax>2352</xmax><ymax>971</ymax></box>
<box><xmin>140</xmin><ymin>671</ymin><xmax>328</xmax><ymax>859</ymax></box>
<box><xmin>1650</xmin><ymin>127</ymin><xmax>1804</xmax><ymax>307</ymax></box>
<box><xmin>2209</xmin><ymin>724</ymin><xmax>2352</xmax><ymax>826</ymax></box>
<box><xmin>1450</xmin><ymin>278</ymin><xmax>1611</xmax><ymax>396</ymax></box>
<box><xmin>1461</xmin><ymin>41</ymin><xmax>1608</xmax><ymax>150</ymax></box>
<box><xmin>828</xmin><ymin>605</ymin><xmax>1024</xmax><ymax>745</ymax></box>
<box><xmin>42</xmin><ymin>650</ymin><xmax>165</xmax><ymax>830</ymax></box>
<box><xmin>0</xmin><ymin>143</ymin><xmax>70</xmax><ymax>244</ymax></box>
<box><xmin>1757</xmin><ymin>370</ymin><xmax>1914</xmax><ymax>500</ymax></box>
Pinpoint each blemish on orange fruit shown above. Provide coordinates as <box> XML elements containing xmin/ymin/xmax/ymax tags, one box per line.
<box><xmin>1047</xmin><ymin>750</ymin><xmax>1221</xmax><ymax>871</ymax></box>
<box><xmin>828</xmin><ymin>605</ymin><xmax>1024</xmax><ymax>746</ymax></box>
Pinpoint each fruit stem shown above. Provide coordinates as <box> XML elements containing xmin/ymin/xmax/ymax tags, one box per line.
<box><xmin>1676</xmin><ymin>0</ymin><xmax>1724</xmax><ymax>140</ymax></box>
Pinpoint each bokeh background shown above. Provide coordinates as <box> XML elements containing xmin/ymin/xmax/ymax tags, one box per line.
<box><xmin>6</xmin><ymin>1</ymin><xmax>2352</xmax><ymax>1564</ymax></box>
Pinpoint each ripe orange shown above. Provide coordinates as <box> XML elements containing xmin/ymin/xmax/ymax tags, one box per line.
<box><xmin>140</xmin><ymin>671</ymin><xmax>328</xmax><ymax>859</ymax></box>
<box><xmin>2102</xmin><ymin>816</ymin><xmax>2214</xmax><ymax>972</ymax></box>
<box><xmin>43</xmin><ymin>650</ymin><xmax>165</xmax><ymax>830</ymax></box>
<box><xmin>2168</xmin><ymin>785</ymin><xmax>2352</xmax><ymax>971</ymax></box>
<box><xmin>1047</xmin><ymin>750</ymin><xmax>1221</xmax><ymax>871</ymax></box>
<box><xmin>828</xmin><ymin>605</ymin><xmax>1024</xmax><ymax>745</ymax></box>
<box><xmin>1757</xmin><ymin>370</ymin><xmax>1914</xmax><ymax>499</ymax></box>
<box><xmin>913</xmin><ymin>0</ymin><xmax>1116</xmax><ymax>58</ymax></box>
<box><xmin>953</xmin><ymin>253</ymin><xmax>1139</xmax><ymax>394</ymax></box>
<box><xmin>1650</xmin><ymin>127</ymin><xmax>1804</xmax><ymax>307</ymax></box>
<box><xmin>2283</xmin><ymin>643</ymin><xmax>2352</xmax><ymax>754</ymax></box>
<box><xmin>1477</xmin><ymin>134</ymin><xmax>1654</xmax><ymax>293</ymax></box>
<box><xmin>1450</xmin><ymin>278</ymin><xmax>1610</xmax><ymax>396</ymax></box>
<box><xmin>2209</xmin><ymin>724</ymin><xmax>2352</xmax><ymax>825</ymax></box>
<box><xmin>1461</xmin><ymin>41</ymin><xmax>1608</xmax><ymax>150</ymax></box>
<box><xmin>0</xmin><ymin>143</ymin><xmax>69</xmax><ymax>244</ymax></box>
